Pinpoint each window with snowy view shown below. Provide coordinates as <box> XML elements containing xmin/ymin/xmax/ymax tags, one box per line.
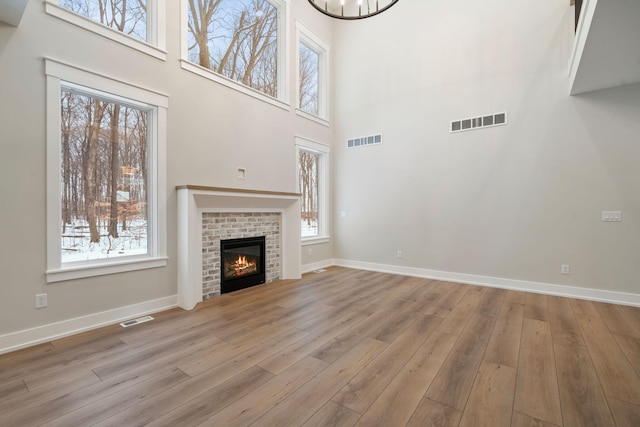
<box><xmin>296</xmin><ymin>137</ymin><xmax>329</xmax><ymax>242</ymax></box>
<box><xmin>59</xmin><ymin>88</ymin><xmax>150</xmax><ymax>263</ymax></box>
<box><xmin>299</xmin><ymin>148</ymin><xmax>319</xmax><ymax>238</ymax></box>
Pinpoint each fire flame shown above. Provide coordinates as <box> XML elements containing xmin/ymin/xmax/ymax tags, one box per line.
<box><xmin>234</xmin><ymin>256</ymin><xmax>256</xmax><ymax>271</ymax></box>
<box><xmin>235</xmin><ymin>256</ymin><xmax>248</xmax><ymax>267</ymax></box>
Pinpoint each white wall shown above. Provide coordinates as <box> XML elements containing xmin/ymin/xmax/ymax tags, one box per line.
<box><xmin>2</xmin><ymin>0</ymin><xmax>639</xmax><ymax>350</ymax></box>
<box><xmin>332</xmin><ymin>0</ymin><xmax>640</xmax><ymax>296</ymax></box>
<box><xmin>0</xmin><ymin>0</ymin><xmax>332</xmax><ymax>342</ymax></box>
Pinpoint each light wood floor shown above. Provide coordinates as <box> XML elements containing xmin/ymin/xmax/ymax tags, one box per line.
<box><xmin>2</xmin><ymin>267</ymin><xmax>640</xmax><ymax>426</ymax></box>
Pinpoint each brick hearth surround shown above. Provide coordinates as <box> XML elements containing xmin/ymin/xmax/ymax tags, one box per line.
<box><xmin>202</xmin><ymin>212</ymin><xmax>281</xmax><ymax>298</ymax></box>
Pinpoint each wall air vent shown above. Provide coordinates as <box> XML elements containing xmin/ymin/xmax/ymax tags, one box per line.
<box><xmin>347</xmin><ymin>133</ymin><xmax>382</xmax><ymax>148</ymax></box>
<box><xmin>450</xmin><ymin>112</ymin><xmax>507</xmax><ymax>133</ymax></box>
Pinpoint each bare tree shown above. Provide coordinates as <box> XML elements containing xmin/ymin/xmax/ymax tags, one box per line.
<box><xmin>237</xmin><ymin>0</ymin><xmax>277</xmax><ymax>93</ymax></box>
<box><xmin>188</xmin><ymin>0</ymin><xmax>278</xmax><ymax>96</ymax></box>
<box><xmin>188</xmin><ymin>0</ymin><xmax>222</xmax><ymax>69</ymax></box>
<box><xmin>61</xmin><ymin>92</ymin><xmax>74</xmax><ymax>234</ymax></box>
<box><xmin>118</xmin><ymin>107</ymin><xmax>132</xmax><ymax>231</ymax></box>
<box><xmin>299</xmin><ymin>150</ymin><xmax>319</xmax><ymax>229</ymax></box>
<box><xmin>60</xmin><ymin>0</ymin><xmax>147</xmax><ymax>40</ymax></box>
<box><xmin>108</xmin><ymin>104</ymin><xmax>120</xmax><ymax>238</ymax></box>
<box><xmin>60</xmin><ymin>89</ymin><xmax>148</xmax><ymax>256</ymax></box>
<box><xmin>132</xmin><ymin>109</ymin><xmax>147</xmax><ymax>212</ymax></box>
<box><xmin>216</xmin><ymin>9</ymin><xmax>248</xmax><ymax>78</ymax></box>
<box><xmin>84</xmin><ymin>99</ymin><xmax>107</xmax><ymax>243</ymax></box>
<box><xmin>299</xmin><ymin>43</ymin><xmax>319</xmax><ymax>115</ymax></box>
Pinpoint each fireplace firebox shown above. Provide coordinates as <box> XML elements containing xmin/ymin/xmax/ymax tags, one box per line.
<box><xmin>220</xmin><ymin>236</ymin><xmax>266</xmax><ymax>294</ymax></box>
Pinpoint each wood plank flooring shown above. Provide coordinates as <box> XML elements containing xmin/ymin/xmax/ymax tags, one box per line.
<box><xmin>1</xmin><ymin>267</ymin><xmax>640</xmax><ymax>426</ymax></box>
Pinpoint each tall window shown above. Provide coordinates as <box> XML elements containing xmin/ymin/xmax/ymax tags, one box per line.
<box><xmin>299</xmin><ymin>149</ymin><xmax>319</xmax><ymax>237</ymax></box>
<box><xmin>45</xmin><ymin>0</ymin><xmax>166</xmax><ymax>59</ymax></box>
<box><xmin>296</xmin><ymin>22</ymin><xmax>329</xmax><ymax>122</ymax></box>
<box><xmin>299</xmin><ymin>42</ymin><xmax>319</xmax><ymax>116</ymax></box>
<box><xmin>46</xmin><ymin>60</ymin><xmax>167</xmax><ymax>282</ymax></box>
<box><xmin>184</xmin><ymin>0</ymin><xmax>289</xmax><ymax>105</ymax></box>
<box><xmin>59</xmin><ymin>88</ymin><xmax>149</xmax><ymax>263</ymax></box>
<box><xmin>296</xmin><ymin>137</ymin><xmax>330</xmax><ymax>242</ymax></box>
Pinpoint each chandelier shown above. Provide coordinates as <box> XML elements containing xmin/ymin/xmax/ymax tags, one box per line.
<box><xmin>307</xmin><ymin>0</ymin><xmax>400</xmax><ymax>20</ymax></box>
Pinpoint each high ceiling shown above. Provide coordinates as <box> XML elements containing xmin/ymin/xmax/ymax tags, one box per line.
<box><xmin>2</xmin><ymin>0</ymin><xmax>638</xmax><ymax>96</ymax></box>
<box><xmin>0</xmin><ymin>0</ymin><xmax>28</xmax><ymax>27</ymax></box>
<box><xmin>570</xmin><ymin>0</ymin><xmax>640</xmax><ymax>94</ymax></box>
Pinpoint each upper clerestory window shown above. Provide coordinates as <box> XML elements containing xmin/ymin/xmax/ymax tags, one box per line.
<box><xmin>45</xmin><ymin>0</ymin><xmax>167</xmax><ymax>60</ymax></box>
<box><xmin>296</xmin><ymin>21</ymin><xmax>330</xmax><ymax>125</ymax></box>
<box><xmin>181</xmin><ymin>0</ymin><xmax>290</xmax><ymax>110</ymax></box>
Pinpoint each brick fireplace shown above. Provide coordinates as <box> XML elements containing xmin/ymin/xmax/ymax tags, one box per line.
<box><xmin>176</xmin><ymin>186</ymin><xmax>301</xmax><ymax>310</ymax></box>
<box><xmin>202</xmin><ymin>213</ymin><xmax>280</xmax><ymax>298</ymax></box>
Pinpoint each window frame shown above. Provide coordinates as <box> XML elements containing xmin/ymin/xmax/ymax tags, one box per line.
<box><xmin>180</xmin><ymin>0</ymin><xmax>290</xmax><ymax>111</ymax></box>
<box><xmin>44</xmin><ymin>0</ymin><xmax>167</xmax><ymax>61</ymax></box>
<box><xmin>295</xmin><ymin>136</ymin><xmax>330</xmax><ymax>245</ymax></box>
<box><xmin>45</xmin><ymin>58</ymin><xmax>168</xmax><ymax>283</ymax></box>
<box><xmin>295</xmin><ymin>21</ymin><xmax>330</xmax><ymax>126</ymax></box>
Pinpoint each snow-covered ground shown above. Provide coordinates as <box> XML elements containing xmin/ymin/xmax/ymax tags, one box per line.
<box><xmin>61</xmin><ymin>219</ymin><xmax>317</xmax><ymax>263</ymax></box>
<box><xmin>301</xmin><ymin>219</ymin><xmax>318</xmax><ymax>238</ymax></box>
<box><xmin>61</xmin><ymin>219</ymin><xmax>147</xmax><ymax>263</ymax></box>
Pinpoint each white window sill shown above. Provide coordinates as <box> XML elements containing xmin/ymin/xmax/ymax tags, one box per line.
<box><xmin>45</xmin><ymin>2</ymin><xmax>167</xmax><ymax>61</ymax></box>
<box><xmin>180</xmin><ymin>60</ymin><xmax>290</xmax><ymax>112</ymax></box>
<box><xmin>295</xmin><ymin>109</ymin><xmax>330</xmax><ymax>127</ymax></box>
<box><xmin>302</xmin><ymin>237</ymin><xmax>330</xmax><ymax>246</ymax></box>
<box><xmin>47</xmin><ymin>257</ymin><xmax>168</xmax><ymax>283</ymax></box>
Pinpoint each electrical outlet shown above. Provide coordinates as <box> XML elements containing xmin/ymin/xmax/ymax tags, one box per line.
<box><xmin>35</xmin><ymin>293</ymin><xmax>48</xmax><ymax>309</ymax></box>
<box><xmin>602</xmin><ymin>211</ymin><xmax>621</xmax><ymax>222</ymax></box>
<box><xmin>237</xmin><ymin>167</ymin><xmax>246</xmax><ymax>179</ymax></box>
<box><xmin>561</xmin><ymin>265</ymin><xmax>570</xmax><ymax>275</ymax></box>
<box><xmin>307</xmin><ymin>247</ymin><xmax>313</xmax><ymax>256</ymax></box>
<box><xmin>396</xmin><ymin>250</ymin><xmax>403</xmax><ymax>259</ymax></box>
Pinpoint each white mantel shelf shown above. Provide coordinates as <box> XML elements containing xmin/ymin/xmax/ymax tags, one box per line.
<box><xmin>176</xmin><ymin>186</ymin><xmax>302</xmax><ymax>310</ymax></box>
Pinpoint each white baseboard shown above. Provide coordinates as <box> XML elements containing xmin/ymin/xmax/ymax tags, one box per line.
<box><xmin>334</xmin><ymin>259</ymin><xmax>640</xmax><ymax>308</ymax></box>
<box><xmin>0</xmin><ymin>295</ymin><xmax>178</xmax><ymax>355</ymax></box>
<box><xmin>301</xmin><ymin>259</ymin><xmax>337</xmax><ymax>274</ymax></box>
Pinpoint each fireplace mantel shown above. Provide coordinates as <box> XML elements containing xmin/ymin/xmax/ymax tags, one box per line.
<box><xmin>177</xmin><ymin>186</ymin><xmax>301</xmax><ymax>310</ymax></box>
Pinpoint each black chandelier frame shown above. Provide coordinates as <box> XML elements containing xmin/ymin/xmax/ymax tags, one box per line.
<box><xmin>307</xmin><ymin>0</ymin><xmax>400</xmax><ymax>20</ymax></box>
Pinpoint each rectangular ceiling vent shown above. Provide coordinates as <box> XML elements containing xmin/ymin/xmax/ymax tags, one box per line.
<box><xmin>347</xmin><ymin>133</ymin><xmax>382</xmax><ymax>149</ymax></box>
<box><xmin>451</xmin><ymin>112</ymin><xmax>507</xmax><ymax>133</ymax></box>
<box><xmin>120</xmin><ymin>315</ymin><xmax>154</xmax><ymax>328</ymax></box>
